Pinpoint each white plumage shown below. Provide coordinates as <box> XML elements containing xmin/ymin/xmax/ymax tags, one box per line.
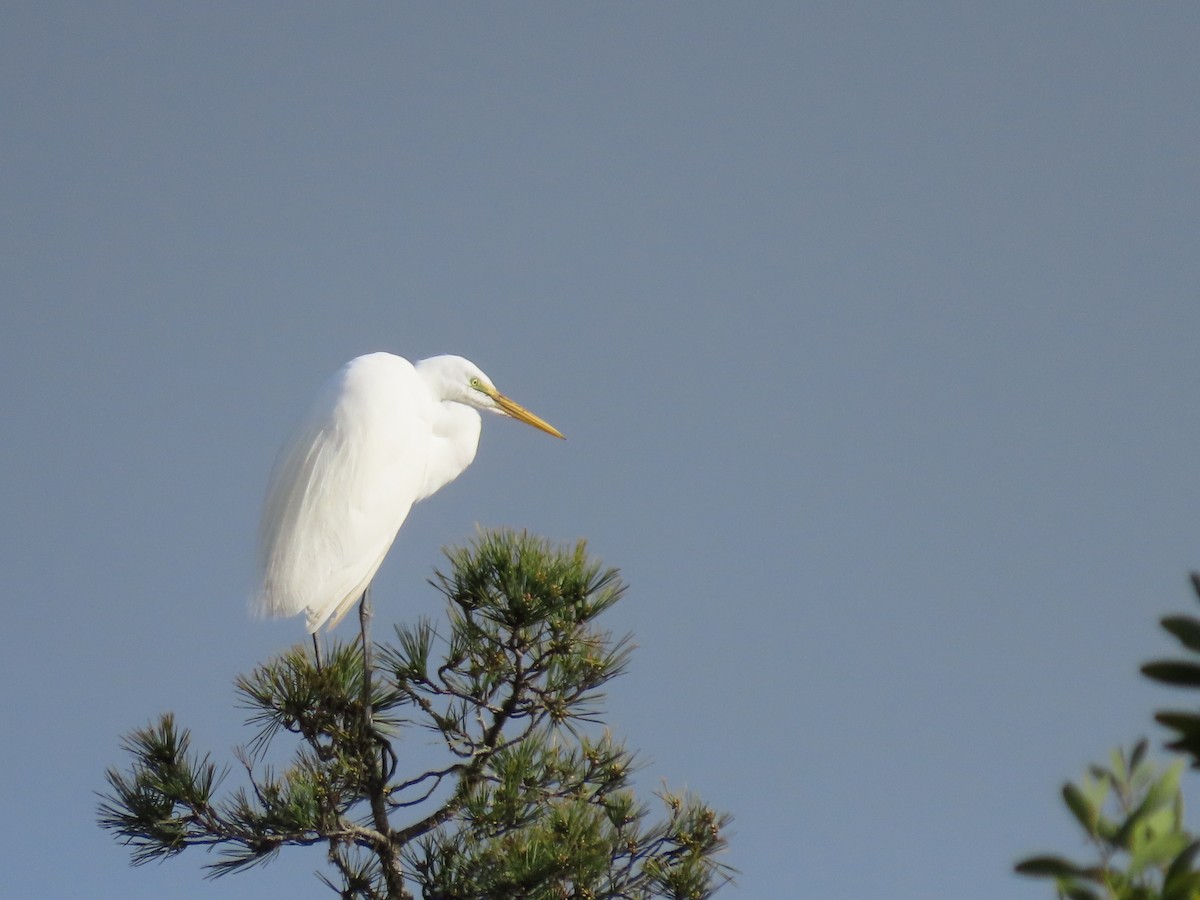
<box><xmin>256</xmin><ymin>352</ymin><xmax>563</xmax><ymax>632</ymax></box>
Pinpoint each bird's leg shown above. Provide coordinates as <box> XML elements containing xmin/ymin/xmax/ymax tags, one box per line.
<box><xmin>312</xmin><ymin>633</ymin><xmax>322</xmax><ymax>671</ymax></box>
<box><xmin>358</xmin><ymin>588</ymin><xmax>399</xmax><ymax>782</ymax></box>
<box><xmin>359</xmin><ymin>587</ymin><xmax>372</xmax><ymax>669</ymax></box>
<box><xmin>359</xmin><ymin>587</ymin><xmax>377</xmax><ymax>733</ymax></box>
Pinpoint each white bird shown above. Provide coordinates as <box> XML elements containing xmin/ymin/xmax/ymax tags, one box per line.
<box><xmin>256</xmin><ymin>352</ymin><xmax>564</xmax><ymax>633</ymax></box>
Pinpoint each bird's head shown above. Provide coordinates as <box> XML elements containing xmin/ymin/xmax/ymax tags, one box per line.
<box><xmin>418</xmin><ymin>355</ymin><xmax>565</xmax><ymax>439</ymax></box>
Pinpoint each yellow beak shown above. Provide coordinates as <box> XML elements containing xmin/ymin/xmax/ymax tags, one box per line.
<box><xmin>487</xmin><ymin>388</ymin><xmax>565</xmax><ymax>439</ymax></box>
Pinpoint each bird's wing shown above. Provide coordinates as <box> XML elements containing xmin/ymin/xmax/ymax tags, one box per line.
<box><xmin>256</xmin><ymin>353</ymin><xmax>431</xmax><ymax>632</ymax></box>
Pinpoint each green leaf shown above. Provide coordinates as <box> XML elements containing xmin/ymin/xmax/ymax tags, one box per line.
<box><xmin>1095</xmin><ymin>814</ymin><xmax>1121</xmax><ymax>843</ymax></box>
<box><xmin>1063</xmin><ymin>782</ymin><xmax>1098</xmax><ymax>835</ymax></box>
<box><xmin>1143</xmin><ymin>759</ymin><xmax>1184</xmax><ymax>815</ymax></box>
<box><xmin>1110</xmin><ymin>747</ymin><xmax>1130</xmax><ymax>784</ymax></box>
<box><xmin>1081</xmin><ymin>773</ymin><xmax>1112</xmax><ymax>817</ymax></box>
<box><xmin>1014</xmin><ymin>855</ymin><xmax>1088</xmax><ymax>878</ymax></box>
<box><xmin>1164</xmin><ymin>839</ymin><xmax>1200</xmax><ymax>888</ymax></box>
<box><xmin>1155</xmin><ymin>713</ymin><xmax>1200</xmax><ymax>766</ymax></box>
<box><xmin>1155</xmin><ymin>712</ymin><xmax>1200</xmax><ymax>738</ymax></box>
<box><xmin>1162</xmin><ymin>616</ymin><xmax>1200</xmax><ymax>652</ymax></box>
<box><xmin>1113</xmin><ymin>812</ymin><xmax>1142</xmax><ymax>850</ymax></box>
<box><xmin>1130</xmin><ymin>830</ymin><xmax>1190</xmax><ymax>878</ymax></box>
<box><xmin>1164</xmin><ymin>872</ymin><xmax>1200</xmax><ymax>900</ymax></box>
<box><xmin>1113</xmin><ymin>761</ymin><xmax>1184</xmax><ymax>854</ymax></box>
<box><xmin>1142</xmin><ymin>661</ymin><xmax>1200</xmax><ymax>687</ymax></box>
<box><xmin>1130</xmin><ymin>738</ymin><xmax>1150</xmax><ymax>772</ymax></box>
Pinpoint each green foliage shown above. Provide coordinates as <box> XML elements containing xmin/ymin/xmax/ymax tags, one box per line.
<box><xmin>1014</xmin><ymin>741</ymin><xmax>1198</xmax><ymax>900</ymax></box>
<box><xmin>99</xmin><ymin>530</ymin><xmax>733</xmax><ymax>899</ymax></box>
<box><xmin>1015</xmin><ymin>573</ymin><xmax>1200</xmax><ymax>900</ymax></box>
<box><xmin>1142</xmin><ymin>574</ymin><xmax>1200</xmax><ymax>767</ymax></box>
<box><xmin>98</xmin><ymin>714</ymin><xmax>223</xmax><ymax>865</ymax></box>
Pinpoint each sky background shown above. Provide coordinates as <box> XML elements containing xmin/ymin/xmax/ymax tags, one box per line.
<box><xmin>2</xmin><ymin>3</ymin><xmax>1199</xmax><ymax>898</ymax></box>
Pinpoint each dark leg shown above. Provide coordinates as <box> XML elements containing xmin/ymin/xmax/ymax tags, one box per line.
<box><xmin>359</xmin><ymin>587</ymin><xmax>373</xmax><ymax>728</ymax></box>
<box><xmin>358</xmin><ymin>587</ymin><xmax>397</xmax><ymax>781</ymax></box>
<box><xmin>359</xmin><ymin>586</ymin><xmax>372</xmax><ymax>667</ymax></box>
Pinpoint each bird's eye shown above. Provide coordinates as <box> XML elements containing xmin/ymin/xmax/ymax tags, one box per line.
<box><xmin>469</xmin><ymin>377</ymin><xmax>482</xmax><ymax>390</ymax></box>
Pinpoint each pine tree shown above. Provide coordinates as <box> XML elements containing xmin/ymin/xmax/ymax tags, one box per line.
<box><xmin>99</xmin><ymin>529</ymin><xmax>732</xmax><ymax>899</ymax></box>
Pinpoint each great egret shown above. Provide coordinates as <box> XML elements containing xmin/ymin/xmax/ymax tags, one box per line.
<box><xmin>256</xmin><ymin>352</ymin><xmax>564</xmax><ymax>633</ymax></box>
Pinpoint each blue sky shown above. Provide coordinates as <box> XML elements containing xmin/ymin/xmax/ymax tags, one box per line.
<box><xmin>3</xmin><ymin>4</ymin><xmax>1199</xmax><ymax>898</ymax></box>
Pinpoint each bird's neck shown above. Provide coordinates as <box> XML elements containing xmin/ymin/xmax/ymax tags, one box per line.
<box><xmin>415</xmin><ymin>403</ymin><xmax>482</xmax><ymax>502</ymax></box>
